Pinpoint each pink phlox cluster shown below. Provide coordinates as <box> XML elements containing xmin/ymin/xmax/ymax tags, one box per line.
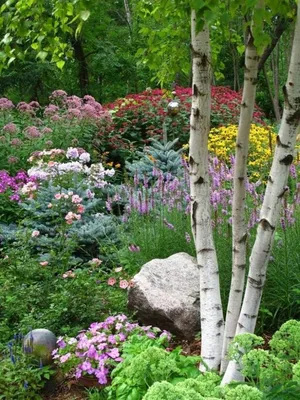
<box><xmin>53</xmin><ymin>315</ymin><xmax>171</xmax><ymax>385</ymax></box>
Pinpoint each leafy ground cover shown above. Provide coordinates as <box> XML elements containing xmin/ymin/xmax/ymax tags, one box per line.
<box><xmin>0</xmin><ymin>89</ymin><xmax>299</xmax><ymax>398</ymax></box>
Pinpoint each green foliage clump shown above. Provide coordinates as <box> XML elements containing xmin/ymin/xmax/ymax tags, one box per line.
<box><xmin>0</xmin><ymin>336</ymin><xmax>54</xmax><ymax>399</ymax></box>
<box><xmin>108</xmin><ymin>345</ymin><xmax>200</xmax><ymax>399</ymax></box>
<box><xmin>269</xmin><ymin>319</ymin><xmax>300</xmax><ymax>361</ymax></box>
<box><xmin>143</xmin><ymin>381</ymin><xmax>204</xmax><ymax>400</ymax></box>
<box><xmin>224</xmin><ymin>384</ymin><xmax>263</xmax><ymax>400</ymax></box>
<box><xmin>242</xmin><ymin>349</ymin><xmax>292</xmax><ymax>389</ymax></box>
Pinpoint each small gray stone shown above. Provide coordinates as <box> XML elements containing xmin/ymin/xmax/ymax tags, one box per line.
<box><xmin>23</xmin><ymin>329</ymin><xmax>57</xmax><ymax>365</ymax></box>
<box><xmin>128</xmin><ymin>252</ymin><xmax>200</xmax><ymax>339</ymax></box>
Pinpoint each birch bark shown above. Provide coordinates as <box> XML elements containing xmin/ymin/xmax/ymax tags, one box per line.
<box><xmin>222</xmin><ymin>0</ymin><xmax>300</xmax><ymax>383</ymax></box>
<box><xmin>221</xmin><ymin>9</ymin><xmax>261</xmax><ymax>374</ymax></box>
<box><xmin>189</xmin><ymin>10</ymin><xmax>224</xmax><ymax>371</ymax></box>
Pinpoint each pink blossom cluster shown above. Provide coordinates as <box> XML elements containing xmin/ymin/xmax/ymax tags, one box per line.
<box><xmin>49</xmin><ymin>191</ymin><xmax>85</xmax><ymax>225</ymax></box>
<box><xmin>0</xmin><ymin>98</ymin><xmax>14</xmax><ymax>110</ymax></box>
<box><xmin>46</xmin><ymin>90</ymin><xmax>111</xmax><ymax>121</ymax></box>
<box><xmin>52</xmin><ymin>315</ymin><xmax>171</xmax><ymax>385</ymax></box>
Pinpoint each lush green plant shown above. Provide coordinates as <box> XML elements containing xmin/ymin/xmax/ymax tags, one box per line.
<box><xmin>0</xmin><ymin>235</ymin><xmax>128</xmax><ymax>345</ymax></box>
<box><xmin>107</xmin><ymin>342</ymin><xmax>200</xmax><ymax>399</ymax></box>
<box><xmin>0</xmin><ymin>335</ymin><xmax>54</xmax><ymax>399</ymax></box>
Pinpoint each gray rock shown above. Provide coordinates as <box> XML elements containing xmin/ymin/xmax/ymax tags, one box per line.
<box><xmin>23</xmin><ymin>329</ymin><xmax>57</xmax><ymax>365</ymax></box>
<box><xmin>128</xmin><ymin>252</ymin><xmax>200</xmax><ymax>339</ymax></box>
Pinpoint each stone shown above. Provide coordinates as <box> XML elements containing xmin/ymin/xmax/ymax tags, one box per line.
<box><xmin>128</xmin><ymin>252</ymin><xmax>200</xmax><ymax>339</ymax></box>
<box><xmin>23</xmin><ymin>329</ymin><xmax>57</xmax><ymax>365</ymax></box>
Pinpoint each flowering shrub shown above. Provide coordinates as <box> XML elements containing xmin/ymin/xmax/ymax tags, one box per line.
<box><xmin>53</xmin><ymin>315</ymin><xmax>171</xmax><ymax>385</ymax></box>
<box><xmin>208</xmin><ymin>124</ymin><xmax>276</xmax><ymax>181</ymax></box>
<box><xmin>99</xmin><ymin>86</ymin><xmax>265</xmax><ymax>153</ymax></box>
<box><xmin>0</xmin><ymin>91</ymin><xmax>111</xmax><ymax>173</ymax></box>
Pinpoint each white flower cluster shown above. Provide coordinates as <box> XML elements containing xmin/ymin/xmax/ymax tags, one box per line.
<box><xmin>27</xmin><ymin>147</ymin><xmax>115</xmax><ymax>187</ymax></box>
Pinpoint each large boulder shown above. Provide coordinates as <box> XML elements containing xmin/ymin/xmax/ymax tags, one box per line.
<box><xmin>128</xmin><ymin>252</ymin><xmax>200</xmax><ymax>339</ymax></box>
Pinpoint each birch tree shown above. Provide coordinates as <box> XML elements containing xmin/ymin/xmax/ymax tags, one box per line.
<box><xmin>221</xmin><ymin>0</ymin><xmax>264</xmax><ymax>373</ymax></box>
<box><xmin>189</xmin><ymin>9</ymin><xmax>224</xmax><ymax>371</ymax></box>
<box><xmin>222</xmin><ymin>0</ymin><xmax>300</xmax><ymax>382</ymax></box>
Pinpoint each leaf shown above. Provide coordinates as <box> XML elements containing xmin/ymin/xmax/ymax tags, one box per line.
<box><xmin>36</xmin><ymin>50</ymin><xmax>48</xmax><ymax>61</ymax></box>
<box><xmin>80</xmin><ymin>10</ymin><xmax>90</xmax><ymax>21</ymax></box>
<box><xmin>31</xmin><ymin>43</ymin><xmax>39</xmax><ymax>50</ymax></box>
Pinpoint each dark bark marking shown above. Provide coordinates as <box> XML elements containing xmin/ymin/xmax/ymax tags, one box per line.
<box><xmin>248</xmin><ymin>276</ymin><xmax>263</xmax><ymax>289</ymax></box>
<box><xmin>279</xmin><ymin>154</ymin><xmax>293</xmax><ymax>165</ymax></box>
<box><xmin>194</xmin><ymin>108</ymin><xmax>200</xmax><ymax>117</ymax></box>
<box><xmin>278</xmin><ymin>187</ymin><xmax>289</xmax><ymax>198</ymax></box>
<box><xmin>235</xmin><ymin>289</ymin><xmax>242</xmax><ymax>293</ymax></box>
<box><xmin>214</xmin><ymin>305</ymin><xmax>222</xmax><ymax>310</ymax></box>
<box><xmin>201</xmin><ymin>287</ymin><xmax>213</xmax><ymax>292</ymax></box>
<box><xmin>286</xmin><ymin>109</ymin><xmax>300</xmax><ymax>125</ymax></box>
<box><xmin>237</xmin><ymin>264</ymin><xmax>246</xmax><ymax>270</ymax></box>
<box><xmin>238</xmin><ymin>233</ymin><xmax>247</xmax><ymax>243</ymax></box>
<box><xmin>193</xmin><ymin>84</ymin><xmax>198</xmax><ymax>97</ymax></box>
<box><xmin>268</xmin><ymin>175</ymin><xmax>274</xmax><ymax>183</ymax></box>
<box><xmin>238</xmin><ymin>176</ymin><xmax>244</xmax><ymax>182</ymax></box>
<box><xmin>199</xmin><ymin>248</ymin><xmax>214</xmax><ymax>253</ymax></box>
<box><xmin>276</xmin><ymin>135</ymin><xmax>289</xmax><ymax>148</ymax></box>
<box><xmin>243</xmin><ymin>313</ymin><xmax>257</xmax><ymax>319</ymax></box>
<box><xmin>217</xmin><ymin>319</ymin><xmax>224</xmax><ymax>328</ymax></box>
<box><xmin>192</xmin><ymin>201</ymin><xmax>198</xmax><ymax>229</ymax></box>
<box><xmin>241</xmin><ymin>102</ymin><xmax>247</xmax><ymax>108</ymax></box>
<box><xmin>195</xmin><ymin>176</ymin><xmax>204</xmax><ymax>184</ymax></box>
<box><xmin>189</xmin><ymin>156</ymin><xmax>195</xmax><ymax>166</ymax></box>
<box><xmin>260</xmin><ymin>218</ymin><xmax>275</xmax><ymax>231</ymax></box>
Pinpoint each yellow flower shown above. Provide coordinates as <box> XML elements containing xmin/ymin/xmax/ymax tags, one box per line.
<box><xmin>115</xmin><ymin>163</ymin><xmax>121</xmax><ymax>168</ymax></box>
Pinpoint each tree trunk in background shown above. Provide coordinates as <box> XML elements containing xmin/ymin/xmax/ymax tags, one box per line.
<box><xmin>263</xmin><ymin>64</ymin><xmax>281</xmax><ymax>123</ymax></box>
<box><xmin>221</xmin><ymin>10</ymin><xmax>261</xmax><ymax>373</ymax></box>
<box><xmin>222</xmin><ymin>0</ymin><xmax>300</xmax><ymax>383</ymax></box>
<box><xmin>124</xmin><ymin>0</ymin><xmax>132</xmax><ymax>30</ymax></box>
<box><xmin>72</xmin><ymin>38</ymin><xmax>89</xmax><ymax>96</ymax></box>
<box><xmin>231</xmin><ymin>44</ymin><xmax>240</xmax><ymax>91</ymax></box>
<box><xmin>272</xmin><ymin>43</ymin><xmax>281</xmax><ymax>121</ymax></box>
<box><xmin>189</xmin><ymin>10</ymin><xmax>224</xmax><ymax>371</ymax></box>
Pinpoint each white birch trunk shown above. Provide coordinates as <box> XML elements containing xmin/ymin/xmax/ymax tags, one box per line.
<box><xmin>222</xmin><ymin>0</ymin><xmax>300</xmax><ymax>383</ymax></box>
<box><xmin>189</xmin><ymin>10</ymin><xmax>224</xmax><ymax>371</ymax></box>
<box><xmin>221</xmin><ymin>11</ymin><xmax>261</xmax><ymax>374</ymax></box>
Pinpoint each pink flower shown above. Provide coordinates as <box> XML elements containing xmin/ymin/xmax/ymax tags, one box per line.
<box><xmin>3</xmin><ymin>122</ymin><xmax>17</xmax><ymax>134</ymax></box>
<box><xmin>107</xmin><ymin>277</ymin><xmax>116</xmax><ymax>286</ymax></box>
<box><xmin>72</xmin><ymin>194</ymin><xmax>82</xmax><ymax>203</ymax></box>
<box><xmin>91</xmin><ymin>258</ymin><xmax>102</xmax><ymax>266</ymax></box>
<box><xmin>77</xmin><ymin>204</ymin><xmax>85</xmax><ymax>214</ymax></box>
<box><xmin>119</xmin><ymin>280</ymin><xmax>129</xmax><ymax>289</ymax></box>
<box><xmin>60</xmin><ymin>352</ymin><xmax>71</xmax><ymax>363</ymax></box>
<box><xmin>55</xmin><ymin>193</ymin><xmax>62</xmax><ymax>200</ymax></box>
<box><xmin>48</xmin><ymin>203</ymin><xmax>53</xmax><ymax>208</ymax></box>
<box><xmin>40</xmin><ymin>261</ymin><xmax>49</xmax><ymax>266</ymax></box>
<box><xmin>31</xmin><ymin>230</ymin><xmax>40</xmax><ymax>238</ymax></box>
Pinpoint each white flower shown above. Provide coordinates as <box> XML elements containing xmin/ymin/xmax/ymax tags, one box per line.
<box><xmin>66</xmin><ymin>147</ymin><xmax>79</xmax><ymax>159</ymax></box>
<box><xmin>79</xmin><ymin>152</ymin><xmax>90</xmax><ymax>163</ymax></box>
<box><xmin>105</xmin><ymin>168</ymin><xmax>115</xmax><ymax>177</ymax></box>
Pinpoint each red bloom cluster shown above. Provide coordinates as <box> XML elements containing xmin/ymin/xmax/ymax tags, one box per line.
<box><xmin>100</xmin><ymin>86</ymin><xmax>265</xmax><ymax>153</ymax></box>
